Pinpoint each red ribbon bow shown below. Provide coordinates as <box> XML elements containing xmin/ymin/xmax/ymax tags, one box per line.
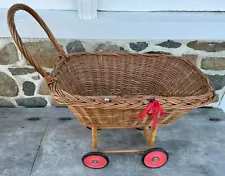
<box><xmin>137</xmin><ymin>100</ymin><xmax>164</xmax><ymax>130</ymax></box>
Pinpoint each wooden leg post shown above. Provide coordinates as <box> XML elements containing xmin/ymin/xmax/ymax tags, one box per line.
<box><xmin>92</xmin><ymin>127</ymin><xmax>98</xmax><ymax>151</ymax></box>
<box><xmin>143</xmin><ymin>126</ymin><xmax>150</xmax><ymax>144</ymax></box>
<box><xmin>149</xmin><ymin>127</ymin><xmax>158</xmax><ymax>148</ymax></box>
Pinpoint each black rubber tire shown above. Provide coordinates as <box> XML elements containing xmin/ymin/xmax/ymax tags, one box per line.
<box><xmin>142</xmin><ymin>148</ymin><xmax>169</xmax><ymax>168</ymax></box>
<box><xmin>82</xmin><ymin>152</ymin><xmax>109</xmax><ymax>169</ymax></box>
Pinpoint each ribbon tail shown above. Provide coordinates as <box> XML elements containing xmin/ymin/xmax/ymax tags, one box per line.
<box><xmin>151</xmin><ymin>105</ymin><xmax>159</xmax><ymax>130</ymax></box>
<box><xmin>147</xmin><ymin>111</ymin><xmax>153</xmax><ymax>117</ymax></box>
<box><xmin>137</xmin><ymin>102</ymin><xmax>154</xmax><ymax>120</ymax></box>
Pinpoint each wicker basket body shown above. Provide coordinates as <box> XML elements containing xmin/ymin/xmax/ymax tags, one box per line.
<box><xmin>8</xmin><ymin>4</ymin><xmax>216</xmax><ymax>128</ymax></box>
<box><xmin>67</xmin><ymin>105</ymin><xmax>189</xmax><ymax>128</ymax></box>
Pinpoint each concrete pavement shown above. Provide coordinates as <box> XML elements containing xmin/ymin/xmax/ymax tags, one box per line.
<box><xmin>0</xmin><ymin>107</ymin><xmax>224</xmax><ymax>176</ymax></box>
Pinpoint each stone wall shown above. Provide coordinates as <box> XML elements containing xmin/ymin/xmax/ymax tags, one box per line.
<box><xmin>0</xmin><ymin>38</ymin><xmax>224</xmax><ymax>108</ymax></box>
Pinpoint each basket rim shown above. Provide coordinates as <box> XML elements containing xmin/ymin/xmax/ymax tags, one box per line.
<box><xmin>47</xmin><ymin>52</ymin><xmax>216</xmax><ymax>109</ymax></box>
<box><xmin>50</xmin><ymin>89</ymin><xmax>216</xmax><ymax>110</ymax></box>
<box><xmin>48</xmin><ymin>82</ymin><xmax>216</xmax><ymax>110</ymax></box>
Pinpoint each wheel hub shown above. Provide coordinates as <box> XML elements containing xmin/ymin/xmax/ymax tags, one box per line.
<box><xmin>152</xmin><ymin>157</ymin><xmax>159</xmax><ymax>162</ymax></box>
<box><xmin>92</xmin><ymin>160</ymin><xmax>100</xmax><ymax>164</ymax></box>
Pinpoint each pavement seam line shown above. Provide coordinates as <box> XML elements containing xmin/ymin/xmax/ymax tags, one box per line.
<box><xmin>29</xmin><ymin>120</ymin><xmax>49</xmax><ymax>176</ymax></box>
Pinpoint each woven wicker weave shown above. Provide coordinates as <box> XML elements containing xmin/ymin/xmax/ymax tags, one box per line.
<box><xmin>8</xmin><ymin>4</ymin><xmax>216</xmax><ymax>128</ymax></box>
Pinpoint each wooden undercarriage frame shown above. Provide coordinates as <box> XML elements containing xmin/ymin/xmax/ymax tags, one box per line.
<box><xmin>91</xmin><ymin>126</ymin><xmax>157</xmax><ymax>153</ymax></box>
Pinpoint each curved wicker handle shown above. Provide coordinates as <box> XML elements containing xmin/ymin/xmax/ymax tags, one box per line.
<box><xmin>7</xmin><ymin>3</ymin><xmax>66</xmax><ymax>77</ymax></box>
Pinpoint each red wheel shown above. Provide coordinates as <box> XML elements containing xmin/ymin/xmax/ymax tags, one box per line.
<box><xmin>82</xmin><ymin>152</ymin><xmax>109</xmax><ymax>169</ymax></box>
<box><xmin>142</xmin><ymin>148</ymin><xmax>168</xmax><ymax>168</ymax></box>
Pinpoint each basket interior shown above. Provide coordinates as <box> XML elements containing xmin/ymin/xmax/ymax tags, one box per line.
<box><xmin>53</xmin><ymin>53</ymin><xmax>210</xmax><ymax>97</ymax></box>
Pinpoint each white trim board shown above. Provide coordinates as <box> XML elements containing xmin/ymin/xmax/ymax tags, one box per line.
<box><xmin>77</xmin><ymin>0</ymin><xmax>97</xmax><ymax>19</ymax></box>
<box><xmin>0</xmin><ymin>0</ymin><xmax>77</xmax><ymax>10</ymax></box>
<box><xmin>1</xmin><ymin>9</ymin><xmax>225</xmax><ymax>40</ymax></box>
<box><xmin>98</xmin><ymin>0</ymin><xmax>225</xmax><ymax>11</ymax></box>
<box><xmin>219</xmin><ymin>95</ymin><xmax>225</xmax><ymax>112</ymax></box>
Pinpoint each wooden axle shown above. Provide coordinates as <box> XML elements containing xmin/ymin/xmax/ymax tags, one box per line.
<box><xmin>100</xmin><ymin>149</ymin><xmax>147</xmax><ymax>153</ymax></box>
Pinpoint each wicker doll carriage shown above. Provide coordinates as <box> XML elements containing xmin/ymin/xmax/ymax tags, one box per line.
<box><xmin>8</xmin><ymin>4</ymin><xmax>216</xmax><ymax>169</ymax></box>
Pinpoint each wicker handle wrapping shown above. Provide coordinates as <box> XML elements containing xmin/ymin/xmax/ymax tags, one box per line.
<box><xmin>7</xmin><ymin>3</ymin><xmax>65</xmax><ymax>77</ymax></box>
